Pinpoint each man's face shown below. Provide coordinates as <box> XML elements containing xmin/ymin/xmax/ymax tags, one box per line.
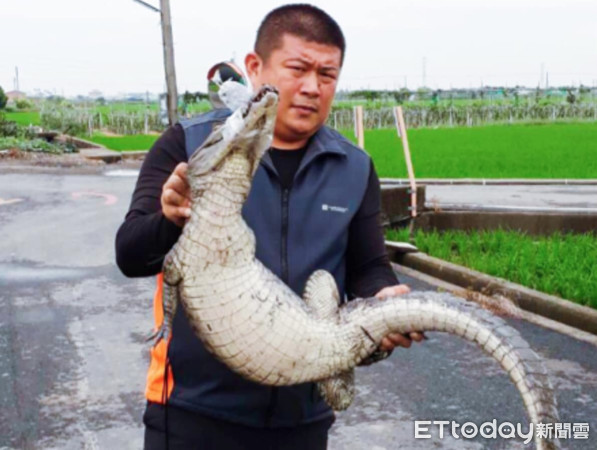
<box><xmin>245</xmin><ymin>34</ymin><xmax>342</xmax><ymax>148</ymax></box>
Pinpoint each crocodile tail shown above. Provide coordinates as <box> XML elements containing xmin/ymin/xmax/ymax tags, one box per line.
<box><xmin>349</xmin><ymin>292</ymin><xmax>560</xmax><ymax>450</ymax></box>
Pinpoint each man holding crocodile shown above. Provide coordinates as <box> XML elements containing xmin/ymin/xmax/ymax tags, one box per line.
<box><xmin>116</xmin><ymin>4</ymin><xmax>423</xmax><ymax>449</ymax></box>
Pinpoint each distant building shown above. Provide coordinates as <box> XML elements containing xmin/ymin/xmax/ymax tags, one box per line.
<box><xmin>517</xmin><ymin>88</ymin><xmax>534</xmax><ymax>97</ymax></box>
<box><xmin>88</xmin><ymin>90</ymin><xmax>103</xmax><ymax>99</ymax></box>
<box><xmin>6</xmin><ymin>90</ymin><xmax>26</xmax><ymax>101</ymax></box>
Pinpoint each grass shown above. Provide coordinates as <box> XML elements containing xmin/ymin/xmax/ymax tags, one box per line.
<box><xmin>341</xmin><ymin>122</ymin><xmax>597</xmax><ymax>178</ymax></box>
<box><xmin>0</xmin><ymin>136</ymin><xmax>75</xmax><ymax>153</ymax></box>
<box><xmin>386</xmin><ymin>228</ymin><xmax>597</xmax><ymax>308</ymax></box>
<box><xmin>88</xmin><ymin>133</ymin><xmax>159</xmax><ymax>151</ymax></box>
<box><xmin>4</xmin><ymin>111</ymin><xmax>41</xmax><ymax>126</ymax></box>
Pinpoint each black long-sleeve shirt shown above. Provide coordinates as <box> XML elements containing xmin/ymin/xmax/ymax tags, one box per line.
<box><xmin>115</xmin><ymin>124</ymin><xmax>398</xmax><ymax>298</ymax></box>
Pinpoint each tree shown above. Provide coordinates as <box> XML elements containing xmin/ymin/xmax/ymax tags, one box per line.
<box><xmin>182</xmin><ymin>90</ymin><xmax>208</xmax><ymax>104</ymax></box>
<box><xmin>182</xmin><ymin>90</ymin><xmax>196</xmax><ymax>105</ymax></box>
<box><xmin>392</xmin><ymin>88</ymin><xmax>411</xmax><ymax>104</ymax></box>
<box><xmin>534</xmin><ymin>87</ymin><xmax>543</xmax><ymax>104</ymax></box>
<box><xmin>431</xmin><ymin>89</ymin><xmax>441</xmax><ymax>105</ymax></box>
<box><xmin>566</xmin><ymin>89</ymin><xmax>576</xmax><ymax>105</ymax></box>
<box><xmin>0</xmin><ymin>86</ymin><xmax>7</xmax><ymax>109</ymax></box>
<box><xmin>15</xmin><ymin>99</ymin><xmax>32</xmax><ymax>110</ymax></box>
<box><xmin>416</xmin><ymin>87</ymin><xmax>431</xmax><ymax>100</ymax></box>
<box><xmin>513</xmin><ymin>90</ymin><xmax>520</xmax><ymax>106</ymax></box>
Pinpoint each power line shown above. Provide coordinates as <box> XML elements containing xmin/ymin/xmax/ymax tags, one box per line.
<box><xmin>132</xmin><ymin>0</ymin><xmax>159</xmax><ymax>13</ymax></box>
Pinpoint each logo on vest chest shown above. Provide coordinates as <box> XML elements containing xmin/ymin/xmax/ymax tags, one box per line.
<box><xmin>321</xmin><ymin>203</ymin><xmax>349</xmax><ymax>214</ymax></box>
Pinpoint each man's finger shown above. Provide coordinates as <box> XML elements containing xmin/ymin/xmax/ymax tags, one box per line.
<box><xmin>395</xmin><ymin>284</ymin><xmax>411</xmax><ymax>295</ymax></box>
<box><xmin>161</xmin><ymin>162</ymin><xmax>192</xmax><ymax>226</ymax></box>
<box><xmin>173</xmin><ymin>162</ymin><xmax>188</xmax><ymax>178</ymax></box>
<box><xmin>388</xmin><ymin>332</ymin><xmax>412</xmax><ymax>347</ymax></box>
<box><xmin>378</xmin><ymin>333</ymin><xmax>411</xmax><ymax>351</ymax></box>
<box><xmin>165</xmin><ymin>174</ymin><xmax>189</xmax><ymax>197</ymax></box>
<box><xmin>165</xmin><ymin>163</ymin><xmax>190</xmax><ymax>195</ymax></box>
<box><xmin>164</xmin><ymin>188</ymin><xmax>187</xmax><ymax>208</ymax></box>
<box><xmin>410</xmin><ymin>331</ymin><xmax>426</xmax><ymax>342</ymax></box>
<box><xmin>380</xmin><ymin>337</ymin><xmax>401</xmax><ymax>351</ymax></box>
<box><xmin>379</xmin><ymin>330</ymin><xmax>429</xmax><ymax>351</ymax></box>
<box><xmin>177</xmin><ymin>206</ymin><xmax>192</xmax><ymax>219</ymax></box>
<box><xmin>375</xmin><ymin>284</ymin><xmax>411</xmax><ymax>299</ymax></box>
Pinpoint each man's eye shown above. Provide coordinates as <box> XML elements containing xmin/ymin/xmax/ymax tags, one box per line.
<box><xmin>290</xmin><ymin>66</ymin><xmax>306</xmax><ymax>72</ymax></box>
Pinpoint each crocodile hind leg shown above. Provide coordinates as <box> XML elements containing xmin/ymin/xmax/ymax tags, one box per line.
<box><xmin>150</xmin><ymin>251</ymin><xmax>182</xmax><ymax>345</ymax></box>
<box><xmin>303</xmin><ymin>270</ymin><xmax>355</xmax><ymax>410</ymax></box>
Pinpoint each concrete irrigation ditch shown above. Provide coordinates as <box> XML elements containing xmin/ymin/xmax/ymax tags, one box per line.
<box><xmin>381</xmin><ymin>184</ymin><xmax>597</xmax><ymax>335</ymax></box>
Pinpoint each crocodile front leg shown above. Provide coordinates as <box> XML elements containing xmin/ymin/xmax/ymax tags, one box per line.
<box><xmin>152</xmin><ymin>251</ymin><xmax>182</xmax><ymax>344</ymax></box>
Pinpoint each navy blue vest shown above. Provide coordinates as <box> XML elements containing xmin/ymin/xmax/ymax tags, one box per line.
<box><xmin>167</xmin><ymin>109</ymin><xmax>371</xmax><ymax>427</ymax></box>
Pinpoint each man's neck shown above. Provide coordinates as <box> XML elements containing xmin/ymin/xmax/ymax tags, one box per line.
<box><xmin>272</xmin><ymin>136</ymin><xmax>309</xmax><ymax>150</ymax></box>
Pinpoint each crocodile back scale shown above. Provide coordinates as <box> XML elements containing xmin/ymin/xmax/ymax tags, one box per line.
<box><xmin>156</xmin><ymin>85</ymin><xmax>559</xmax><ymax>450</ymax></box>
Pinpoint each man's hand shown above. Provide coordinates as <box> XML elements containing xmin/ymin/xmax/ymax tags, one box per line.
<box><xmin>161</xmin><ymin>162</ymin><xmax>192</xmax><ymax>227</ymax></box>
<box><xmin>375</xmin><ymin>284</ymin><xmax>426</xmax><ymax>351</ymax></box>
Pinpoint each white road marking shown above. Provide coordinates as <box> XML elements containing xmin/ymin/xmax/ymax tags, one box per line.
<box><xmin>71</xmin><ymin>191</ymin><xmax>118</xmax><ymax>206</ymax></box>
<box><xmin>0</xmin><ymin>197</ymin><xmax>23</xmax><ymax>206</ymax></box>
<box><xmin>104</xmin><ymin>169</ymin><xmax>140</xmax><ymax>177</ymax></box>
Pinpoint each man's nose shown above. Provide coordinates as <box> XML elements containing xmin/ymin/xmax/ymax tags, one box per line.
<box><xmin>300</xmin><ymin>71</ymin><xmax>320</xmax><ymax>98</ymax></box>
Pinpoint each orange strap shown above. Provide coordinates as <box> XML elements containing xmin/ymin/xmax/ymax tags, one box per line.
<box><xmin>145</xmin><ymin>273</ymin><xmax>174</xmax><ymax>403</ymax></box>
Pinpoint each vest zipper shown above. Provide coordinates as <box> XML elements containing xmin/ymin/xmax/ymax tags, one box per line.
<box><xmin>265</xmin><ymin>187</ymin><xmax>291</xmax><ymax>426</ymax></box>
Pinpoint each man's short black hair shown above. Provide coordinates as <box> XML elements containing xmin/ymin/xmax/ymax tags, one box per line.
<box><xmin>255</xmin><ymin>4</ymin><xmax>346</xmax><ymax>66</ymax></box>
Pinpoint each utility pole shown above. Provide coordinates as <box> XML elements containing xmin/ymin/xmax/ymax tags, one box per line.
<box><xmin>133</xmin><ymin>0</ymin><xmax>178</xmax><ymax>126</ymax></box>
<box><xmin>160</xmin><ymin>0</ymin><xmax>178</xmax><ymax>125</ymax></box>
<box><xmin>540</xmin><ymin>62</ymin><xmax>545</xmax><ymax>89</ymax></box>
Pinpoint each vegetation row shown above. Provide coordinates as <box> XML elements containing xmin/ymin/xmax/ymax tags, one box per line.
<box><xmin>386</xmin><ymin>228</ymin><xmax>597</xmax><ymax>309</ymax></box>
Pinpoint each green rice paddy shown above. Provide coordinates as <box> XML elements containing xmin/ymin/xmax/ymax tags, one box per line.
<box><xmin>88</xmin><ymin>133</ymin><xmax>160</xmax><ymax>151</ymax></box>
<box><xmin>4</xmin><ymin>111</ymin><xmax>41</xmax><ymax>126</ymax></box>
<box><xmin>341</xmin><ymin>122</ymin><xmax>597</xmax><ymax>179</ymax></box>
<box><xmin>386</xmin><ymin>228</ymin><xmax>597</xmax><ymax>308</ymax></box>
<box><xmin>87</xmin><ymin>122</ymin><xmax>597</xmax><ymax>179</ymax></box>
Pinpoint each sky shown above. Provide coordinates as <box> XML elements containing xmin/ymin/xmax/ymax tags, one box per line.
<box><xmin>1</xmin><ymin>0</ymin><xmax>596</xmax><ymax>97</ymax></box>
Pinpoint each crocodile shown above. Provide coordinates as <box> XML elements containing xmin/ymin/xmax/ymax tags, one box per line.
<box><xmin>157</xmin><ymin>84</ymin><xmax>560</xmax><ymax>449</ymax></box>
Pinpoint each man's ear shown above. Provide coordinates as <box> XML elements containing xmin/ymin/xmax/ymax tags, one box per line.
<box><xmin>244</xmin><ymin>52</ymin><xmax>263</xmax><ymax>91</ymax></box>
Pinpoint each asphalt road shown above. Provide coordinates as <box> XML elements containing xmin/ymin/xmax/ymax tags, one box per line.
<box><xmin>1</xmin><ymin>172</ymin><xmax>595</xmax><ymax>449</ymax></box>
